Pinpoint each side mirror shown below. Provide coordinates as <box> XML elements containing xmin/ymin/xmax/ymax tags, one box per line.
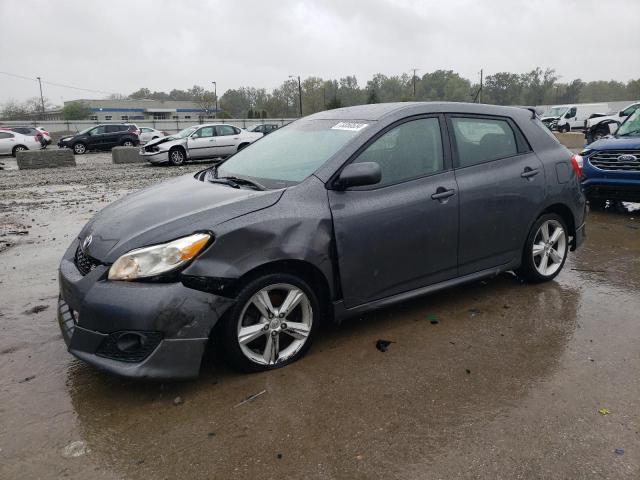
<box><xmin>335</xmin><ymin>162</ymin><xmax>381</xmax><ymax>190</ymax></box>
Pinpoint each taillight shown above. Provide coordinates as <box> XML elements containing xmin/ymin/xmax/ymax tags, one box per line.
<box><xmin>570</xmin><ymin>154</ymin><xmax>583</xmax><ymax>178</ymax></box>
<box><xmin>35</xmin><ymin>133</ymin><xmax>43</xmax><ymax>141</ymax></box>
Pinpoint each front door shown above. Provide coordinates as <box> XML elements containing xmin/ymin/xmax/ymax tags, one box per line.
<box><xmin>447</xmin><ymin>115</ymin><xmax>546</xmax><ymax>275</ymax></box>
<box><xmin>187</xmin><ymin>126</ymin><xmax>216</xmax><ymax>158</ymax></box>
<box><xmin>87</xmin><ymin>125</ymin><xmax>107</xmax><ymax>149</ymax></box>
<box><xmin>328</xmin><ymin>116</ymin><xmax>459</xmax><ymax>308</ymax></box>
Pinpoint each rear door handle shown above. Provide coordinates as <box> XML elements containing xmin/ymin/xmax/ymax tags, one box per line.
<box><xmin>521</xmin><ymin>167</ymin><xmax>540</xmax><ymax>178</ymax></box>
<box><xmin>431</xmin><ymin>187</ymin><xmax>456</xmax><ymax>201</ymax></box>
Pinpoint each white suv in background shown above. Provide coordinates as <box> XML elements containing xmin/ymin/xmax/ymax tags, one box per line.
<box><xmin>140</xmin><ymin>124</ymin><xmax>263</xmax><ymax>166</ymax></box>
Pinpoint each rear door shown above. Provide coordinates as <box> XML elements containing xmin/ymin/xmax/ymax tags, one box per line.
<box><xmin>104</xmin><ymin>125</ymin><xmax>124</xmax><ymax>148</ymax></box>
<box><xmin>214</xmin><ymin>125</ymin><xmax>241</xmax><ymax>156</ymax></box>
<box><xmin>0</xmin><ymin>131</ymin><xmax>14</xmax><ymax>154</ymax></box>
<box><xmin>328</xmin><ymin>115</ymin><xmax>459</xmax><ymax>308</ymax></box>
<box><xmin>448</xmin><ymin>114</ymin><xmax>545</xmax><ymax>275</ymax></box>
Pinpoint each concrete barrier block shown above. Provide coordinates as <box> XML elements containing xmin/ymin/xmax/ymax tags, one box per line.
<box><xmin>554</xmin><ymin>133</ymin><xmax>586</xmax><ymax>150</ymax></box>
<box><xmin>16</xmin><ymin>149</ymin><xmax>76</xmax><ymax>170</ymax></box>
<box><xmin>112</xmin><ymin>146</ymin><xmax>144</xmax><ymax>164</ymax></box>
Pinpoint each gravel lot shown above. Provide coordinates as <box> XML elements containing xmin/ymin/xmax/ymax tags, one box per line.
<box><xmin>0</xmin><ymin>152</ymin><xmax>639</xmax><ymax>479</ymax></box>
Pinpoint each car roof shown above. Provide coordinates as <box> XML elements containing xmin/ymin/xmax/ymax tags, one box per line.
<box><xmin>305</xmin><ymin>101</ymin><xmax>532</xmax><ymax>122</ymax></box>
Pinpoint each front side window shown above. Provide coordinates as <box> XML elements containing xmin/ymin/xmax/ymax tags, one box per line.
<box><xmin>352</xmin><ymin>117</ymin><xmax>444</xmax><ymax>187</ymax></box>
<box><xmin>217</xmin><ymin>119</ymin><xmax>369</xmax><ymax>188</ymax></box>
<box><xmin>451</xmin><ymin>117</ymin><xmax>518</xmax><ymax>168</ymax></box>
<box><xmin>622</xmin><ymin>104</ymin><xmax>639</xmax><ymax>117</ymax></box>
<box><xmin>91</xmin><ymin>126</ymin><xmax>106</xmax><ymax>135</ymax></box>
<box><xmin>194</xmin><ymin>126</ymin><xmax>215</xmax><ymax>138</ymax></box>
<box><xmin>565</xmin><ymin>107</ymin><xmax>577</xmax><ymax>118</ymax></box>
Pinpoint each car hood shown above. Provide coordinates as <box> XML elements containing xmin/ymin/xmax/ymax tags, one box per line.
<box><xmin>587</xmin><ymin>136</ymin><xmax>640</xmax><ymax>151</ymax></box>
<box><xmin>78</xmin><ymin>174</ymin><xmax>284</xmax><ymax>262</ymax></box>
<box><xmin>144</xmin><ymin>136</ymin><xmax>184</xmax><ymax>148</ymax></box>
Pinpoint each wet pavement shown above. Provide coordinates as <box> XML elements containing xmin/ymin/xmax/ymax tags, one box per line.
<box><xmin>0</xmin><ymin>153</ymin><xmax>639</xmax><ymax>479</ymax></box>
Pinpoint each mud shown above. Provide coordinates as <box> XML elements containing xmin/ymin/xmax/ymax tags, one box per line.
<box><xmin>0</xmin><ymin>153</ymin><xmax>639</xmax><ymax>479</ymax></box>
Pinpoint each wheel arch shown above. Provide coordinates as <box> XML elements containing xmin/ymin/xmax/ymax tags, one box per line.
<box><xmin>539</xmin><ymin>203</ymin><xmax>576</xmax><ymax>242</ymax></box>
<box><xmin>12</xmin><ymin>144</ymin><xmax>28</xmax><ymax>155</ymax></box>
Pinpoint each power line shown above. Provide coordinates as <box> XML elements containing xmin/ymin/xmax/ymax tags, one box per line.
<box><xmin>0</xmin><ymin>70</ymin><xmax>117</xmax><ymax>95</ymax></box>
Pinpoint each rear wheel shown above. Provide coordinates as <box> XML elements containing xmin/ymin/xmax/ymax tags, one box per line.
<box><xmin>168</xmin><ymin>147</ymin><xmax>185</xmax><ymax>166</ymax></box>
<box><xmin>72</xmin><ymin>142</ymin><xmax>87</xmax><ymax>155</ymax></box>
<box><xmin>516</xmin><ymin>214</ymin><xmax>569</xmax><ymax>283</ymax></box>
<box><xmin>220</xmin><ymin>273</ymin><xmax>320</xmax><ymax>372</ymax></box>
<box><xmin>12</xmin><ymin>145</ymin><xmax>27</xmax><ymax>157</ymax></box>
<box><xmin>121</xmin><ymin>139</ymin><xmax>134</xmax><ymax>147</ymax></box>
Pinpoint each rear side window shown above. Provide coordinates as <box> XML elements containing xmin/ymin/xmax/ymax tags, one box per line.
<box><xmin>353</xmin><ymin>117</ymin><xmax>444</xmax><ymax>187</ymax></box>
<box><xmin>216</xmin><ymin>125</ymin><xmax>237</xmax><ymax>136</ymax></box>
<box><xmin>195</xmin><ymin>126</ymin><xmax>215</xmax><ymax>138</ymax></box>
<box><xmin>106</xmin><ymin>125</ymin><xmax>121</xmax><ymax>133</ymax></box>
<box><xmin>451</xmin><ymin>117</ymin><xmax>518</xmax><ymax>168</ymax></box>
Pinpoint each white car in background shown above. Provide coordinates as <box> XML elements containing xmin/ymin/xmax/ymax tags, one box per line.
<box><xmin>139</xmin><ymin>127</ymin><xmax>168</xmax><ymax>144</ymax></box>
<box><xmin>140</xmin><ymin>124</ymin><xmax>263</xmax><ymax>166</ymax></box>
<box><xmin>0</xmin><ymin>130</ymin><xmax>41</xmax><ymax>156</ymax></box>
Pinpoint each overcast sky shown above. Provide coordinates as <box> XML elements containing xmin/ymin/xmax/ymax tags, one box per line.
<box><xmin>1</xmin><ymin>0</ymin><xmax>638</xmax><ymax>106</ymax></box>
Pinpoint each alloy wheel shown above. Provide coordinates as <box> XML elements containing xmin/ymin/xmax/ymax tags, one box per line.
<box><xmin>74</xmin><ymin>143</ymin><xmax>86</xmax><ymax>154</ymax></box>
<box><xmin>170</xmin><ymin>150</ymin><xmax>184</xmax><ymax>165</ymax></box>
<box><xmin>237</xmin><ymin>283</ymin><xmax>313</xmax><ymax>366</ymax></box>
<box><xmin>532</xmin><ymin>219</ymin><xmax>567</xmax><ymax>277</ymax></box>
<box><xmin>123</xmin><ymin>140</ymin><xmax>134</xmax><ymax>147</ymax></box>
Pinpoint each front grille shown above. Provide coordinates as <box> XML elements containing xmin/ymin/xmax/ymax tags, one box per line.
<box><xmin>96</xmin><ymin>331</ymin><xmax>163</xmax><ymax>363</ymax></box>
<box><xmin>589</xmin><ymin>150</ymin><xmax>640</xmax><ymax>172</ymax></box>
<box><xmin>74</xmin><ymin>246</ymin><xmax>102</xmax><ymax>276</ymax></box>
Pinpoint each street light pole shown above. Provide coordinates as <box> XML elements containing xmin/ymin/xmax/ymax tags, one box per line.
<box><xmin>289</xmin><ymin>75</ymin><xmax>302</xmax><ymax>117</ymax></box>
<box><xmin>36</xmin><ymin>76</ymin><xmax>45</xmax><ymax>121</ymax></box>
<box><xmin>211</xmin><ymin>81</ymin><xmax>217</xmax><ymax>119</ymax></box>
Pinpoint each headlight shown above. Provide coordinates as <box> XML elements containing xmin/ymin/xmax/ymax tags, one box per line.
<box><xmin>108</xmin><ymin>232</ymin><xmax>211</xmax><ymax>281</ymax></box>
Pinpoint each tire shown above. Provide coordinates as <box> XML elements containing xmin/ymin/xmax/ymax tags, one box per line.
<box><xmin>220</xmin><ymin>273</ymin><xmax>320</xmax><ymax>373</ymax></box>
<box><xmin>516</xmin><ymin>213</ymin><xmax>569</xmax><ymax>283</ymax></box>
<box><xmin>72</xmin><ymin>143</ymin><xmax>87</xmax><ymax>155</ymax></box>
<box><xmin>168</xmin><ymin>147</ymin><xmax>186</xmax><ymax>166</ymax></box>
<box><xmin>121</xmin><ymin>139</ymin><xmax>135</xmax><ymax>147</ymax></box>
<box><xmin>12</xmin><ymin>145</ymin><xmax>28</xmax><ymax>157</ymax></box>
<box><xmin>559</xmin><ymin>124</ymin><xmax>570</xmax><ymax>133</ymax></box>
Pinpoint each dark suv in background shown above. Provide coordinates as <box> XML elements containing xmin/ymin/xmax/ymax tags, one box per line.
<box><xmin>58</xmin><ymin>124</ymin><xmax>140</xmax><ymax>154</ymax></box>
<box><xmin>249</xmin><ymin>123</ymin><xmax>279</xmax><ymax>134</ymax></box>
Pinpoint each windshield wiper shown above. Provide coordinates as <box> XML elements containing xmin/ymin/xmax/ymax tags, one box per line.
<box><xmin>218</xmin><ymin>176</ymin><xmax>266</xmax><ymax>191</ymax></box>
<box><xmin>208</xmin><ymin>178</ymin><xmax>241</xmax><ymax>189</ymax></box>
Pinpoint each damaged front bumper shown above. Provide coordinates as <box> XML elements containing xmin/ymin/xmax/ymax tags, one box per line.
<box><xmin>57</xmin><ymin>240</ymin><xmax>234</xmax><ymax>380</ymax></box>
<box><xmin>139</xmin><ymin>147</ymin><xmax>170</xmax><ymax>164</ymax></box>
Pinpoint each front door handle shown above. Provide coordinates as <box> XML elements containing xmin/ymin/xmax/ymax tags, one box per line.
<box><xmin>209</xmin><ymin>139</ymin><xmax>216</xmax><ymax>142</ymax></box>
<box><xmin>521</xmin><ymin>167</ymin><xmax>540</xmax><ymax>179</ymax></box>
<box><xmin>431</xmin><ymin>187</ymin><xmax>456</xmax><ymax>201</ymax></box>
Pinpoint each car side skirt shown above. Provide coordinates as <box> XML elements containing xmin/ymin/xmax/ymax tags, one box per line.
<box><xmin>332</xmin><ymin>260</ymin><xmax>520</xmax><ymax>323</ymax></box>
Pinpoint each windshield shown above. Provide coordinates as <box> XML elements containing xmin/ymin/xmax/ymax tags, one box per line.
<box><xmin>77</xmin><ymin>126</ymin><xmax>95</xmax><ymax>135</ymax></box>
<box><xmin>545</xmin><ymin>107</ymin><xmax>568</xmax><ymax>118</ymax></box>
<box><xmin>172</xmin><ymin>126</ymin><xmax>198</xmax><ymax>139</ymax></box>
<box><xmin>617</xmin><ymin>108</ymin><xmax>640</xmax><ymax>137</ymax></box>
<box><xmin>216</xmin><ymin>119</ymin><xmax>371</xmax><ymax>188</ymax></box>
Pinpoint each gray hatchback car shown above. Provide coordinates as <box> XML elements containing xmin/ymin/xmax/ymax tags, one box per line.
<box><xmin>58</xmin><ymin>102</ymin><xmax>586</xmax><ymax>379</ymax></box>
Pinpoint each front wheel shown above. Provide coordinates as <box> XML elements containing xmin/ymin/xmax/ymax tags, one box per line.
<box><xmin>73</xmin><ymin>143</ymin><xmax>87</xmax><ymax>155</ymax></box>
<box><xmin>168</xmin><ymin>148</ymin><xmax>185</xmax><ymax>166</ymax></box>
<box><xmin>516</xmin><ymin>214</ymin><xmax>569</xmax><ymax>283</ymax></box>
<box><xmin>220</xmin><ymin>273</ymin><xmax>320</xmax><ymax>372</ymax></box>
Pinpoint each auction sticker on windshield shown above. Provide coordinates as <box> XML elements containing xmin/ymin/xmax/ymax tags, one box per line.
<box><xmin>331</xmin><ymin>122</ymin><xmax>369</xmax><ymax>131</ymax></box>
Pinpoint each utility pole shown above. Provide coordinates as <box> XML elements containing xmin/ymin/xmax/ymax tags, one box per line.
<box><xmin>479</xmin><ymin>69</ymin><xmax>483</xmax><ymax>104</ymax></box>
<box><xmin>36</xmin><ymin>76</ymin><xmax>45</xmax><ymax>120</ymax></box>
<box><xmin>411</xmin><ymin>68</ymin><xmax>419</xmax><ymax>98</ymax></box>
<box><xmin>289</xmin><ymin>75</ymin><xmax>303</xmax><ymax>116</ymax></box>
<box><xmin>211</xmin><ymin>81</ymin><xmax>217</xmax><ymax>119</ymax></box>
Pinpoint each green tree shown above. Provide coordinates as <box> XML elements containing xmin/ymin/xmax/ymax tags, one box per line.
<box><xmin>326</xmin><ymin>96</ymin><xmax>343</xmax><ymax>109</ymax></box>
<box><xmin>418</xmin><ymin>70</ymin><xmax>472</xmax><ymax>102</ymax></box>
<box><xmin>484</xmin><ymin>72</ymin><xmax>523</xmax><ymax>105</ymax></box>
<box><xmin>367</xmin><ymin>88</ymin><xmax>380</xmax><ymax>104</ymax></box>
<box><xmin>62</xmin><ymin>102</ymin><xmax>92</xmax><ymax>120</ymax></box>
